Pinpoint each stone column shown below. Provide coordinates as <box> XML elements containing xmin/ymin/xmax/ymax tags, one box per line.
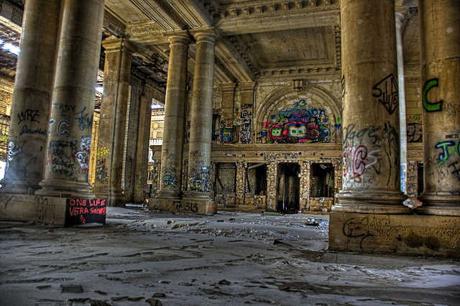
<box><xmin>1</xmin><ymin>0</ymin><xmax>60</xmax><ymax>194</ymax></box>
<box><xmin>156</xmin><ymin>33</ymin><xmax>189</xmax><ymax>205</ymax></box>
<box><xmin>94</xmin><ymin>37</ymin><xmax>132</xmax><ymax>205</ymax></box>
<box><xmin>419</xmin><ymin>0</ymin><xmax>460</xmax><ymax>215</ymax></box>
<box><xmin>334</xmin><ymin>0</ymin><xmax>405</xmax><ymax>214</ymax></box>
<box><xmin>332</xmin><ymin>159</ymin><xmax>343</xmax><ymax>194</ymax></box>
<box><xmin>220</xmin><ymin>83</ymin><xmax>235</xmax><ymax>143</ymax></box>
<box><xmin>133</xmin><ymin>89</ymin><xmax>153</xmax><ymax>203</ymax></box>
<box><xmin>239</xmin><ymin>82</ymin><xmax>255</xmax><ymax>144</ymax></box>
<box><xmin>299</xmin><ymin>161</ymin><xmax>311</xmax><ymax>212</ymax></box>
<box><xmin>37</xmin><ymin>0</ymin><xmax>105</xmax><ymax>198</ymax></box>
<box><xmin>235</xmin><ymin>161</ymin><xmax>246</xmax><ymax>206</ymax></box>
<box><xmin>183</xmin><ymin>30</ymin><xmax>216</xmax><ymax>214</ymax></box>
<box><xmin>266</xmin><ymin>162</ymin><xmax>278</xmax><ymax>211</ymax></box>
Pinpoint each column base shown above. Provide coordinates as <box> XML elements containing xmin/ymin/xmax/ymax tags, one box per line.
<box><xmin>334</xmin><ymin>190</ymin><xmax>408</xmax><ymax>214</ymax></box>
<box><xmin>419</xmin><ymin>193</ymin><xmax>460</xmax><ymax>216</ymax></box>
<box><xmin>36</xmin><ymin>179</ymin><xmax>94</xmax><ymax>199</ymax></box>
<box><xmin>0</xmin><ymin>179</ymin><xmax>39</xmax><ymax>195</ymax></box>
<box><xmin>151</xmin><ymin>191</ymin><xmax>216</xmax><ymax>215</ymax></box>
<box><xmin>95</xmin><ymin>187</ymin><xmax>125</xmax><ymax>207</ymax></box>
<box><xmin>329</xmin><ymin>211</ymin><xmax>460</xmax><ymax>257</ymax></box>
<box><xmin>182</xmin><ymin>192</ymin><xmax>216</xmax><ymax>215</ymax></box>
<box><xmin>0</xmin><ymin>193</ymin><xmax>63</xmax><ymax>226</ymax></box>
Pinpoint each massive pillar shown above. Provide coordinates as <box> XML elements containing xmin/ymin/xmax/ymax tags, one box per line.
<box><xmin>133</xmin><ymin>88</ymin><xmax>153</xmax><ymax>203</ymax></box>
<box><xmin>419</xmin><ymin>0</ymin><xmax>460</xmax><ymax>215</ymax></box>
<box><xmin>182</xmin><ymin>30</ymin><xmax>216</xmax><ymax>214</ymax></box>
<box><xmin>235</xmin><ymin>161</ymin><xmax>246</xmax><ymax>206</ymax></box>
<box><xmin>94</xmin><ymin>37</ymin><xmax>132</xmax><ymax>205</ymax></box>
<box><xmin>37</xmin><ymin>0</ymin><xmax>105</xmax><ymax>198</ymax></box>
<box><xmin>299</xmin><ymin>161</ymin><xmax>311</xmax><ymax>211</ymax></box>
<box><xmin>334</xmin><ymin>0</ymin><xmax>404</xmax><ymax>214</ymax></box>
<box><xmin>329</xmin><ymin>0</ymin><xmax>460</xmax><ymax>256</ymax></box>
<box><xmin>1</xmin><ymin>0</ymin><xmax>60</xmax><ymax>193</ymax></box>
<box><xmin>156</xmin><ymin>33</ymin><xmax>189</xmax><ymax>206</ymax></box>
<box><xmin>266</xmin><ymin>162</ymin><xmax>277</xmax><ymax>211</ymax></box>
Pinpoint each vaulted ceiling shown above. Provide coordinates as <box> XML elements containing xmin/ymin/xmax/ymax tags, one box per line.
<box><xmin>0</xmin><ymin>0</ymin><xmax>419</xmax><ymax>86</ymax></box>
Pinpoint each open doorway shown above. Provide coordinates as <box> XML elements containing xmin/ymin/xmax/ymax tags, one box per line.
<box><xmin>310</xmin><ymin>163</ymin><xmax>334</xmax><ymax>197</ymax></box>
<box><xmin>247</xmin><ymin>163</ymin><xmax>267</xmax><ymax>195</ymax></box>
<box><xmin>277</xmin><ymin>163</ymin><xmax>300</xmax><ymax>213</ymax></box>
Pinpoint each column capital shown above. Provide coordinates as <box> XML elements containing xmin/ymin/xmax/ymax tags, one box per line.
<box><xmin>166</xmin><ymin>31</ymin><xmax>191</xmax><ymax>46</ymax></box>
<box><xmin>239</xmin><ymin>81</ymin><xmax>255</xmax><ymax>92</ymax></box>
<box><xmin>221</xmin><ymin>82</ymin><xmax>236</xmax><ymax>92</ymax></box>
<box><xmin>102</xmin><ymin>36</ymin><xmax>135</xmax><ymax>53</ymax></box>
<box><xmin>191</xmin><ymin>28</ymin><xmax>217</xmax><ymax>43</ymax></box>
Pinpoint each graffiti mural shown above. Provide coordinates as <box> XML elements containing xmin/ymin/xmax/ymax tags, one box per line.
<box><xmin>261</xmin><ymin>99</ymin><xmax>331</xmax><ymax>144</ymax></box>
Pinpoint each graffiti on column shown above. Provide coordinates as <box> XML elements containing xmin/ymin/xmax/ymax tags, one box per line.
<box><xmin>96</xmin><ymin>146</ymin><xmax>109</xmax><ymax>182</ymax></box>
<box><xmin>423</xmin><ymin>78</ymin><xmax>443</xmax><ymax>112</ymax></box>
<box><xmin>260</xmin><ymin>99</ymin><xmax>331</xmax><ymax>144</ymax></box>
<box><xmin>342</xmin><ymin>122</ymin><xmax>399</xmax><ymax>188</ymax></box>
<box><xmin>74</xmin><ymin>106</ymin><xmax>93</xmax><ymax>131</ymax></box>
<box><xmin>372</xmin><ymin>74</ymin><xmax>399</xmax><ymax>115</ymax></box>
<box><xmin>266</xmin><ymin>162</ymin><xmax>277</xmax><ymax>210</ymax></box>
<box><xmin>299</xmin><ymin>161</ymin><xmax>311</xmax><ymax>211</ymax></box>
<box><xmin>407</xmin><ymin>122</ymin><xmax>422</xmax><ymax>143</ymax></box>
<box><xmin>239</xmin><ymin>104</ymin><xmax>252</xmax><ymax>144</ymax></box>
<box><xmin>17</xmin><ymin>109</ymin><xmax>46</xmax><ymax>136</ymax></box>
<box><xmin>48</xmin><ymin>140</ymin><xmax>78</xmax><ymax>177</ymax></box>
<box><xmin>162</xmin><ymin>166</ymin><xmax>178</xmax><ymax>188</ymax></box>
<box><xmin>7</xmin><ymin>141</ymin><xmax>22</xmax><ymax>162</ymax></box>
<box><xmin>75</xmin><ymin>136</ymin><xmax>91</xmax><ymax>171</ymax></box>
<box><xmin>434</xmin><ymin>135</ymin><xmax>460</xmax><ymax>181</ymax></box>
<box><xmin>406</xmin><ymin>161</ymin><xmax>418</xmax><ymax>195</ymax></box>
<box><xmin>189</xmin><ymin>163</ymin><xmax>211</xmax><ymax>192</ymax></box>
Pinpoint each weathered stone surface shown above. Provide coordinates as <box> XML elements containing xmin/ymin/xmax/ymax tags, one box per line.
<box><xmin>0</xmin><ymin>193</ymin><xmax>67</xmax><ymax>226</ymax></box>
<box><xmin>329</xmin><ymin>211</ymin><xmax>460</xmax><ymax>257</ymax></box>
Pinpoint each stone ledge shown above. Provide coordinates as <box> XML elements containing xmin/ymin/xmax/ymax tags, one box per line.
<box><xmin>0</xmin><ymin>193</ymin><xmax>67</xmax><ymax>226</ymax></box>
<box><xmin>329</xmin><ymin>211</ymin><xmax>460</xmax><ymax>257</ymax></box>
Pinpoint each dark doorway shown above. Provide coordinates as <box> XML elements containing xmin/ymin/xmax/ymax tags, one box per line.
<box><xmin>276</xmin><ymin>163</ymin><xmax>300</xmax><ymax>213</ymax></box>
<box><xmin>417</xmin><ymin>162</ymin><xmax>424</xmax><ymax>196</ymax></box>
<box><xmin>247</xmin><ymin>163</ymin><xmax>267</xmax><ymax>196</ymax></box>
<box><xmin>311</xmin><ymin>163</ymin><xmax>334</xmax><ymax>197</ymax></box>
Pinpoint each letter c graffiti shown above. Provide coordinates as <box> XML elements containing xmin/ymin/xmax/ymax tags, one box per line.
<box><xmin>423</xmin><ymin>78</ymin><xmax>443</xmax><ymax>112</ymax></box>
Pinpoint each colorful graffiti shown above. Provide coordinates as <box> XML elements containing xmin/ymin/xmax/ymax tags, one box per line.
<box><xmin>423</xmin><ymin>78</ymin><xmax>443</xmax><ymax>112</ymax></box>
<box><xmin>261</xmin><ymin>99</ymin><xmax>330</xmax><ymax>144</ymax></box>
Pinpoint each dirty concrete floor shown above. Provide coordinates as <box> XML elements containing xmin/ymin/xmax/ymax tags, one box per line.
<box><xmin>0</xmin><ymin>207</ymin><xmax>459</xmax><ymax>306</ymax></box>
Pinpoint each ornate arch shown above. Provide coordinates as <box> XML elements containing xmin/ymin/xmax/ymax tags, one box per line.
<box><xmin>255</xmin><ymin>84</ymin><xmax>342</xmax><ymax>144</ymax></box>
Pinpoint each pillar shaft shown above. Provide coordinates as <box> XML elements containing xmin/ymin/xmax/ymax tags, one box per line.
<box><xmin>235</xmin><ymin>161</ymin><xmax>246</xmax><ymax>205</ymax></box>
<box><xmin>2</xmin><ymin>0</ymin><xmax>60</xmax><ymax>193</ymax></box>
<box><xmin>187</xmin><ymin>31</ymin><xmax>216</xmax><ymax>195</ymax></box>
<box><xmin>133</xmin><ymin>91</ymin><xmax>153</xmax><ymax>203</ymax></box>
<box><xmin>37</xmin><ymin>0</ymin><xmax>105</xmax><ymax>198</ymax></box>
<box><xmin>266</xmin><ymin>162</ymin><xmax>277</xmax><ymax>211</ymax></box>
<box><xmin>158</xmin><ymin>33</ymin><xmax>189</xmax><ymax>197</ymax></box>
<box><xmin>94</xmin><ymin>38</ymin><xmax>132</xmax><ymax>205</ymax></box>
<box><xmin>335</xmin><ymin>0</ymin><xmax>405</xmax><ymax>214</ymax></box>
<box><xmin>299</xmin><ymin>161</ymin><xmax>311</xmax><ymax>211</ymax></box>
<box><xmin>420</xmin><ymin>0</ymin><xmax>460</xmax><ymax>214</ymax></box>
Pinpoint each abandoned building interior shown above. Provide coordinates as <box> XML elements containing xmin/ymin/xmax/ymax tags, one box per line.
<box><xmin>0</xmin><ymin>0</ymin><xmax>459</xmax><ymax>305</ymax></box>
